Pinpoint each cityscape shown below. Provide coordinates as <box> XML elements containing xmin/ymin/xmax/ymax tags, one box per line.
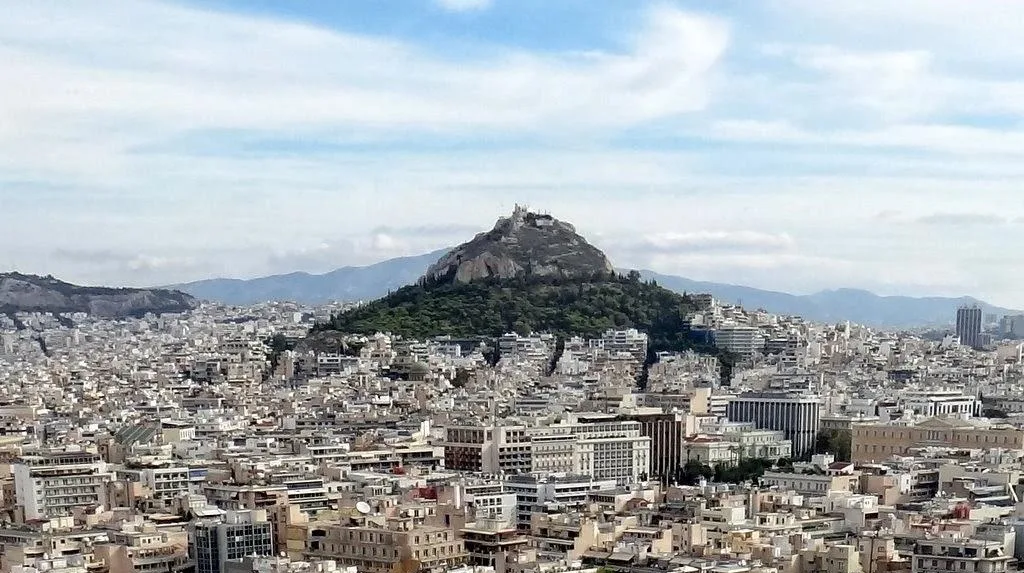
<box><xmin>4</xmin><ymin>2</ymin><xmax>1024</xmax><ymax>573</ymax></box>
<box><xmin>2</xmin><ymin>207</ymin><xmax>1024</xmax><ymax>573</ymax></box>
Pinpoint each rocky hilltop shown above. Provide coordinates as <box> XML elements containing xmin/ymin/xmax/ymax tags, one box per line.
<box><xmin>0</xmin><ymin>272</ymin><xmax>198</xmax><ymax>318</ymax></box>
<box><xmin>423</xmin><ymin>206</ymin><xmax>614</xmax><ymax>284</ymax></box>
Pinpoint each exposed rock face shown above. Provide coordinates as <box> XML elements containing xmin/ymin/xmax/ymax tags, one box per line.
<box><xmin>423</xmin><ymin>206</ymin><xmax>615</xmax><ymax>284</ymax></box>
<box><xmin>0</xmin><ymin>272</ymin><xmax>198</xmax><ymax>318</ymax></box>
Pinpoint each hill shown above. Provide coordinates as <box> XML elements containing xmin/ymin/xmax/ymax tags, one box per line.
<box><xmin>636</xmin><ymin>271</ymin><xmax>1018</xmax><ymax>328</ymax></box>
<box><xmin>311</xmin><ymin>208</ymin><xmax>730</xmax><ymax>379</ymax></box>
<box><xmin>424</xmin><ymin>205</ymin><xmax>613</xmax><ymax>284</ymax></box>
<box><xmin>316</xmin><ymin>272</ymin><xmax>701</xmax><ymax>347</ymax></box>
<box><xmin>0</xmin><ymin>272</ymin><xmax>197</xmax><ymax>318</ymax></box>
<box><xmin>171</xmin><ymin>249</ymin><xmax>447</xmax><ymax>305</ymax></box>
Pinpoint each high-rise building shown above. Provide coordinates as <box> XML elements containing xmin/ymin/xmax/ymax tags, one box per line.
<box><xmin>1000</xmin><ymin>314</ymin><xmax>1024</xmax><ymax>339</ymax></box>
<box><xmin>192</xmin><ymin>510</ymin><xmax>275</xmax><ymax>573</ymax></box>
<box><xmin>726</xmin><ymin>393</ymin><xmax>820</xmax><ymax>459</ymax></box>
<box><xmin>956</xmin><ymin>305</ymin><xmax>983</xmax><ymax>349</ymax></box>
<box><xmin>13</xmin><ymin>450</ymin><xmax>114</xmax><ymax>520</ymax></box>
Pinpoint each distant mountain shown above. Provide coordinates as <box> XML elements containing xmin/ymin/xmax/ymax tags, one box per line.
<box><xmin>171</xmin><ymin>249</ymin><xmax>448</xmax><ymax>306</ymax></box>
<box><xmin>635</xmin><ymin>271</ymin><xmax>1017</xmax><ymax>328</ymax></box>
<box><xmin>172</xmin><ymin>244</ymin><xmax>1017</xmax><ymax>328</ymax></box>
<box><xmin>0</xmin><ymin>272</ymin><xmax>196</xmax><ymax>318</ymax></box>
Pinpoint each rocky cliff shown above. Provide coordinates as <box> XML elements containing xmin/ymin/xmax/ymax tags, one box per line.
<box><xmin>0</xmin><ymin>272</ymin><xmax>198</xmax><ymax>318</ymax></box>
<box><xmin>422</xmin><ymin>206</ymin><xmax>614</xmax><ymax>284</ymax></box>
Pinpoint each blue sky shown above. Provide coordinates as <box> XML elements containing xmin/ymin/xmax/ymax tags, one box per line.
<box><xmin>3</xmin><ymin>0</ymin><xmax>1024</xmax><ymax>307</ymax></box>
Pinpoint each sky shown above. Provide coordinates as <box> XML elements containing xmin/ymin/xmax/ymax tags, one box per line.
<box><xmin>3</xmin><ymin>1</ymin><xmax>1024</xmax><ymax>307</ymax></box>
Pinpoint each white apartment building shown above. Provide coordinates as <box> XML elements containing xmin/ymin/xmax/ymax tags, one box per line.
<box><xmin>714</xmin><ymin>325</ymin><xmax>763</xmax><ymax>357</ymax></box>
<box><xmin>502</xmin><ymin>474</ymin><xmax>618</xmax><ymax>529</ymax></box>
<box><xmin>539</xmin><ymin>418</ymin><xmax>651</xmax><ymax>485</ymax></box>
<box><xmin>590</xmin><ymin>329</ymin><xmax>649</xmax><ymax>363</ymax></box>
<box><xmin>900</xmin><ymin>389</ymin><xmax>979</xmax><ymax>418</ymax></box>
<box><xmin>445</xmin><ymin>419</ymin><xmax>651</xmax><ymax>485</ymax></box>
<box><xmin>14</xmin><ymin>451</ymin><xmax>114</xmax><ymax>520</ymax></box>
<box><xmin>529</xmin><ymin>434</ymin><xmax>578</xmax><ymax>475</ymax></box>
<box><xmin>438</xmin><ymin>483</ymin><xmax>518</xmax><ymax>524</ymax></box>
<box><xmin>912</xmin><ymin>538</ymin><xmax>1011</xmax><ymax>573</ymax></box>
<box><xmin>143</xmin><ymin>466</ymin><xmax>194</xmax><ymax>500</ymax></box>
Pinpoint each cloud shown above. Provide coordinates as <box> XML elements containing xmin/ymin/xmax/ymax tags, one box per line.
<box><xmin>262</xmin><ymin>226</ymin><xmax>471</xmax><ymax>274</ymax></box>
<box><xmin>615</xmin><ymin>231</ymin><xmax>795</xmax><ymax>255</ymax></box>
<box><xmin>0</xmin><ymin>1</ymin><xmax>729</xmax><ymax>184</ymax></box>
<box><xmin>5</xmin><ymin>1</ymin><xmax>1024</xmax><ymax>307</ymax></box>
<box><xmin>370</xmin><ymin>224</ymin><xmax>482</xmax><ymax>238</ymax></box>
<box><xmin>47</xmin><ymin>248</ymin><xmax>207</xmax><ymax>284</ymax></box>
<box><xmin>775</xmin><ymin>0</ymin><xmax>1024</xmax><ymax>63</ymax></box>
<box><xmin>767</xmin><ymin>45</ymin><xmax>941</xmax><ymax>121</ymax></box>
<box><xmin>434</xmin><ymin>0</ymin><xmax>492</xmax><ymax>12</ymax></box>
<box><xmin>51</xmin><ymin>248</ymin><xmax>136</xmax><ymax>265</ymax></box>
<box><xmin>914</xmin><ymin>213</ymin><xmax>1009</xmax><ymax>226</ymax></box>
<box><xmin>708</xmin><ymin>120</ymin><xmax>1024</xmax><ymax>157</ymax></box>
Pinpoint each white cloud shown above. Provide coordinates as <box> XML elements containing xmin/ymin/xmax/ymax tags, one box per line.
<box><xmin>709</xmin><ymin>119</ymin><xmax>1024</xmax><ymax>157</ymax></box>
<box><xmin>3</xmin><ymin>1</ymin><xmax>1024</xmax><ymax>307</ymax></box>
<box><xmin>0</xmin><ymin>1</ymin><xmax>728</xmax><ymax>183</ymax></box>
<box><xmin>775</xmin><ymin>0</ymin><xmax>1024</xmax><ymax>63</ymax></box>
<box><xmin>434</xmin><ymin>0</ymin><xmax>492</xmax><ymax>12</ymax></box>
<box><xmin>619</xmin><ymin>231</ymin><xmax>795</xmax><ymax>254</ymax></box>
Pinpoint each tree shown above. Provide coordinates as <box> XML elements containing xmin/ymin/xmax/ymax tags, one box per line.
<box><xmin>982</xmin><ymin>408</ymin><xmax>1009</xmax><ymax>419</ymax></box>
<box><xmin>815</xmin><ymin>430</ymin><xmax>852</xmax><ymax>462</ymax></box>
<box><xmin>451</xmin><ymin>368</ymin><xmax>472</xmax><ymax>388</ymax></box>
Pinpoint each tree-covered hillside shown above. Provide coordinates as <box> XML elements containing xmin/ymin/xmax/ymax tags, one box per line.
<box><xmin>312</xmin><ymin>271</ymin><xmax>739</xmax><ymax>382</ymax></box>
<box><xmin>317</xmin><ymin>272</ymin><xmax>693</xmax><ymax>349</ymax></box>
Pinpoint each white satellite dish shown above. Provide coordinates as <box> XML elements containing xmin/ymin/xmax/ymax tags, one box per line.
<box><xmin>356</xmin><ymin>501</ymin><xmax>372</xmax><ymax>515</ymax></box>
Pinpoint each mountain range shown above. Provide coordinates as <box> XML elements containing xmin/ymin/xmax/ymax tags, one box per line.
<box><xmin>169</xmin><ymin>249</ymin><xmax>447</xmax><ymax>306</ymax></box>
<box><xmin>171</xmin><ymin>251</ymin><xmax>1018</xmax><ymax>329</ymax></box>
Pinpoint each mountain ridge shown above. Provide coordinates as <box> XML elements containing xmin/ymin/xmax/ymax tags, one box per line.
<box><xmin>635</xmin><ymin>270</ymin><xmax>1016</xmax><ymax>328</ymax></box>
<box><xmin>1</xmin><ymin>272</ymin><xmax>197</xmax><ymax>318</ymax></box>
<box><xmin>171</xmin><ymin>254</ymin><xmax>1017</xmax><ymax>328</ymax></box>
<box><xmin>167</xmin><ymin>249</ymin><xmax>448</xmax><ymax>306</ymax></box>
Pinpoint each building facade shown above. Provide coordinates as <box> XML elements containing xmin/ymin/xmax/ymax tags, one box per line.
<box><xmin>851</xmin><ymin>418</ymin><xmax>1024</xmax><ymax>462</ymax></box>
<box><xmin>726</xmin><ymin>393</ymin><xmax>820</xmax><ymax>459</ymax></box>
<box><xmin>13</xmin><ymin>451</ymin><xmax>114</xmax><ymax>520</ymax></box>
<box><xmin>956</xmin><ymin>305</ymin><xmax>984</xmax><ymax>349</ymax></box>
<box><xmin>193</xmin><ymin>510</ymin><xmax>275</xmax><ymax>573</ymax></box>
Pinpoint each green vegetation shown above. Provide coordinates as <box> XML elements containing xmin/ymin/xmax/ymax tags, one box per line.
<box><xmin>675</xmin><ymin>458</ymin><xmax>779</xmax><ymax>485</ymax></box>
<box><xmin>982</xmin><ymin>408</ymin><xmax>1009</xmax><ymax>419</ymax></box>
<box><xmin>318</xmin><ymin>273</ymin><xmax>697</xmax><ymax>341</ymax></box>
<box><xmin>314</xmin><ymin>273</ymin><xmax>737</xmax><ymax>379</ymax></box>
<box><xmin>815</xmin><ymin>429</ymin><xmax>852</xmax><ymax>462</ymax></box>
<box><xmin>265</xmin><ymin>334</ymin><xmax>297</xmax><ymax>372</ymax></box>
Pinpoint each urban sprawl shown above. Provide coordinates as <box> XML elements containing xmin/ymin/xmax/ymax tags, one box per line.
<box><xmin>1</xmin><ymin>299</ymin><xmax>1024</xmax><ymax>573</ymax></box>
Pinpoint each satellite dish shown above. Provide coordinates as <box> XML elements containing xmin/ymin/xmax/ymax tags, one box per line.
<box><xmin>356</xmin><ymin>501</ymin><xmax>372</xmax><ymax>515</ymax></box>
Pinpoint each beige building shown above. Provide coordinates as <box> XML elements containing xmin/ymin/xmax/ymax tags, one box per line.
<box><xmin>852</xmin><ymin>418</ymin><xmax>1024</xmax><ymax>462</ymax></box>
<box><xmin>798</xmin><ymin>544</ymin><xmax>862</xmax><ymax>573</ymax></box>
<box><xmin>759</xmin><ymin>471</ymin><xmax>859</xmax><ymax>495</ymax></box>
<box><xmin>912</xmin><ymin>537</ymin><xmax>1011</xmax><ymax>573</ymax></box>
<box><xmin>459</xmin><ymin>517</ymin><xmax>529</xmax><ymax>568</ymax></box>
<box><xmin>93</xmin><ymin>524</ymin><xmax>190</xmax><ymax>573</ymax></box>
<box><xmin>297</xmin><ymin>515</ymin><xmax>467</xmax><ymax>573</ymax></box>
